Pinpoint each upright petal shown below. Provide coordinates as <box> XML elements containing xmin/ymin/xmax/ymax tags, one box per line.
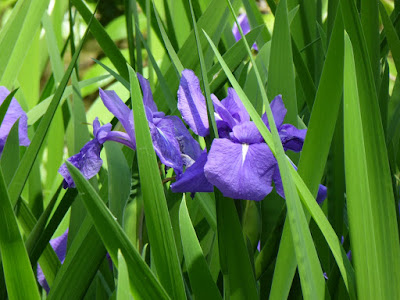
<box><xmin>221</xmin><ymin>88</ymin><xmax>249</xmax><ymax>124</ymax></box>
<box><xmin>262</xmin><ymin>95</ymin><xmax>287</xmax><ymax>129</ymax></box>
<box><xmin>171</xmin><ymin>150</ymin><xmax>213</xmax><ymax>193</ymax></box>
<box><xmin>99</xmin><ymin>88</ymin><xmax>136</xmax><ymax>146</ymax></box>
<box><xmin>166</xmin><ymin>115</ymin><xmax>202</xmax><ymax>161</ymax></box>
<box><xmin>177</xmin><ymin>69</ymin><xmax>209</xmax><ymax>136</ymax></box>
<box><xmin>231</xmin><ymin>121</ymin><xmax>263</xmax><ymax>144</ymax></box>
<box><xmin>137</xmin><ymin>73</ymin><xmax>158</xmax><ymax>112</ymax></box>
<box><xmin>150</xmin><ymin>118</ymin><xmax>183</xmax><ymax>174</ymax></box>
<box><xmin>204</xmin><ymin>138</ymin><xmax>275</xmax><ymax>201</ymax></box>
<box><xmin>58</xmin><ymin>139</ymin><xmax>103</xmax><ymax>188</ymax></box>
<box><xmin>278</xmin><ymin>123</ymin><xmax>307</xmax><ymax>152</ymax></box>
<box><xmin>0</xmin><ymin>87</ymin><xmax>30</xmax><ymax>153</ymax></box>
<box><xmin>212</xmin><ymin>94</ymin><xmax>237</xmax><ymax>131</ymax></box>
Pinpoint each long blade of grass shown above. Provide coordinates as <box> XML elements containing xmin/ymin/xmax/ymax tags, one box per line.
<box><xmin>66</xmin><ymin>162</ymin><xmax>170</xmax><ymax>299</ymax></box>
<box><xmin>341</xmin><ymin>0</ymin><xmax>400</xmax><ymax>298</ymax></box>
<box><xmin>0</xmin><ymin>168</ymin><xmax>40</xmax><ymax>300</ymax></box>
<box><xmin>0</xmin><ymin>0</ymin><xmax>50</xmax><ymax>87</ymax></box>
<box><xmin>179</xmin><ymin>195</ymin><xmax>222</xmax><ymax>300</ymax></box>
<box><xmin>117</xmin><ymin>250</ymin><xmax>133</xmax><ymax>300</ymax></box>
<box><xmin>267</xmin><ymin>0</ymin><xmax>297</xmax><ymax>125</ymax></box>
<box><xmin>7</xmin><ymin>17</ymin><xmax>91</xmax><ymax>207</ymax></box>
<box><xmin>71</xmin><ymin>0</ymin><xmax>128</xmax><ymax>79</ymax></box>
<box><xmin>128</xmin><ymin>66</ymin><xmax>186</xmax><ymax>300</ymax></box>
<box><xmin>343</xmin><ymin>31</ymin><xmax>400</xmax><ymax>300</ymax></box>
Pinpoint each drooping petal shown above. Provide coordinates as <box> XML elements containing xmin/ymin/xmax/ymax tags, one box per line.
<box><xmin>273</xmin><ymin>163</ymin><xmax>327</xmax><ymax>203</ymax></box>
<box><xmin>221</xmin><ymin>88</ymin><xmax>249</xmax><ymax>124</ymax></box>
<box><xmin>171</xmin><ymin>150</ymin><xmax>213</xmax><ymax>193</ymax></box>
<box><xmin>137</xmin><ymin>73</ymin><xmax>158</xmax><ymax>113</ymax></box>
<box><xmin>37</xmin><ymin>229</ymin><xmax>69</xmax><ymax>293</ymax></box>
<box><xmin>99</xmin><ymin>88</ymin><xmax>136</xmax><ymax>146</ymax></box>
<box><xmin>165</xmin><ymin>115</ymin><xmax>202</xmax><ymax>161</ymax></box>
<box><xmin>58</xmin><ymin>139</ymin><xmax>103</xmax><ymax>188</ymax></box>
<box><xmin>262</xmin><ymin>94</ymin><xmax>287</xmax><ymax>129</ymax></box>
<box><xmin>232</xmin><ymin>14</ymin><xmax>258</xmax><ymax>51</ymax></box>
<box><xmin>177</xmin><ymin>69</ymin><xmax>209</xmax><ymax>136</ymax></box>
<box><xmin>0</xmin><ymin>87</ymin><xmax>30</xmax><ymax>153</ymax></box>
<box><xmin>231</xmin><ymin>121</ymin><xmax>263</xmax><ymax>144</ymax></box>
<box><xmin>150</xmin><ymin>118</ymin><xmax>183</xmax><ymax>174</ymax></box>
<box><xmin>204</xmin><ymin>138</ymin><xmax>275</xmax><ymax>201</ymax></box>
<box><xmin>278</xmin><ymin>123</ymin><xmax>307</xmax><ymax>152</ymax></box>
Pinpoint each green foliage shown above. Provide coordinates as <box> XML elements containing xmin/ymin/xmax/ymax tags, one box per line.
<box><xmin>0</xmin><ymin>0</ymin><xmax>399</xmax><ymax>298</ymax></box>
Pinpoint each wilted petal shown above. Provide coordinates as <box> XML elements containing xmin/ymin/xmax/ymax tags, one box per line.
<box><xmin>279</xmin><ymin>124</ymin><xmax>307</xmax><ymax>152</ymax></box>
<box><xmin>137</xmin><ymin>73</ymin><xmax>158</xmax><ymax>112</ymax></box>
<box><xmin>177</xmin><ymin>69</ymin><xmax>209</xmax><ymax>136</ymax></box>
<box><xmin>0</xmin><ymin>87</ymin><xmax>30</xmax><ymax>153</ymax></box>
<box><xmin>171</xmin><ymin>150</ymin><xmax>213</xmax><ymax>193</ymax></box>
<box><xmin>262</xmin><ymin>95</ymin><xmax>287</xmax><ymax>129</ymax></box>
<box><xmin>231</xmin><ymin>121</ymin><xmax>263</xmax><ymax>144</ymax></box>
<box><xmin>221</xmin><ymin>88</ymin><xmax>249</xmax><ymax>124</ymax></box>
<box><xmin>99</xmin><ymin>89</ymin><xmax>136</xmax><ymax>146</ymax></box>
<box><xmin>204</xmin><ymin>138</ymin><xmax>275</xmax><ymax>201</ymax></box>
<box><xmin>37</xmin><ymin>229</ymin><xmax>69</xmax><ymax>293</ymax></box>
<box><xmin>150</xmin><ymin>118</ymin><xmax>183</xmax><ymax>174</ymax></box>
<box><xmin>58</xmin><ymin>139</ymin><xmax>103</xmax><ymax>188</ymax></box>
<box><xmin>166</xmin><ymin>116</ymin><xmax>202</xmax><ymax>161</ymax></box>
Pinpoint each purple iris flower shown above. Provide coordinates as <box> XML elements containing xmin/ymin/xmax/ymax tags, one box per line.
<box><xmin>232</xmin><ymin>13</ymin><xmax>258</xmax><ymax>51</ymax></box>
<box><xmin>0</xmin><ymin>87</ymin><xmax>30</xmax><ymax>155</ymax></box>
<box><xmin>59</xmin><ymin>74</ymin><xmax>201</xmax><ymax>188</ymax></box>
<box><xmin>37</xmin><ymin>229</ymin><xmax>69</xmax><ymax>293</ymax></box>
<box><xmin>172</xmin><ymin>69</ymin><xmax>327</xmax><ymax>202</ymax></box>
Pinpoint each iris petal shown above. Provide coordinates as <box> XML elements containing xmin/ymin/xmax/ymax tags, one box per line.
<box><xmin>137</xmin><ymin>73</ymin><xmax>158</xmax><ymax>113</ymax></box>
<box><xmin>99</xmin><ymin>88</ymin><xmax>136</xmax><ymax>147</ymax></box>
<box><xmin>37</xmin><ymin>229</ymin><xmax>68</xmax><ymax>293</ymax></box>
<box><xmin>231</xmin><ymin>121</ymin><xmax>263</xmax><ymax>144</ymax></box>
<box><xmin>221</xmin><ymin>88</ymin><xmax>249</xmax><ymax>124</ymax></box>
<box><xmin>0</xmin><ymin>87</ymin><xmax>30</xmax><ymax>154</ymax></box>
<box><xmin>177</xmin><ymin>69</ymin><xmax>209</xmax><ymax>136</ymax></box>
<box><xmin>279</xmin><ymin>123</ymin><xmax>307</xmax><ymax>152</ymax></box>
<box><xmin>262</xmin><ymin>94</ymin><xmax>287</xmax><ymax>129</ymax></box>
<box><xmin>165</xmin><ymin>115</ymin><xmax>202</xmax><ymax>161</ymax></box>
<box><xmin>150</xmin><ymin>118</ymin><xmax>183</xmax><ymax>174</ymax></box>
<box><xmin>204</xmin><ymin>138</ymin><xmax>275</xmax><ymax>201</ymax></box>
<box><xmin>171</xmin><ymin>150</ymin><xmax>213</xmax><ymax>193</ymax></box>
<box><xmin>58</xmin><ymin>139</ymin><xmax>103</xmax><ymax>188</ymax></box>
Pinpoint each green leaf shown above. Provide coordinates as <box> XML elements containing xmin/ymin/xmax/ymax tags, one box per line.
<box><xmin>0</xmin><ymin>89</ymin><xmax>18</xmax><ymax>125</ymax></box>
<box><xmin>65</xmin><ymin>162</ymin><xmax>170</xmax><ymax>299</ymax></box>
<box><xmin>341</xmin><ymin>0</ymin><xmax>400</xmax><ymax>298</ymax></box>
<box><xmin>104</xmin><ymin>142</ymin><xmax>131</xmax><ymax>225</ymax></box>
<box><xmin>0</xmin><ymin>0</ymin><xmax>50</xmax><ymax>87</ymax></box>
<box><xmin>7</xmin><ymin>17</ymin><xmax>90</xmax><ymax>207</ymax></box>
<box><xmin>343</xmin><ymin>31</ymin><xmax>400</xmax><ymax>299</ymax></box>
<box><xmin>117</xmin><ymin>250</ymin><xmax>134</xmax><ymax>300</ymax></box>
<box><xmin>179</xmin><ymin>195</ymin><xmax>222</xmax><ymax>300</ymax></box>
<box><xmin>0</xmin><ymin>168</ymin><xmax>40</xmax><ymax>300</ymax></box>
<box><xmin>128</xmin><ymin>66</ymin><xmax>185</xmax><ymax>300</ymax></box>
<box><xmin>267</xmin><ymin>0</ymin><xmax>297</xmax><ymax>125</ymax></box>
<box><xmin>71</xmin><ymin>0</ymin><xmax>128</xmax><ymax>79</ymax></box>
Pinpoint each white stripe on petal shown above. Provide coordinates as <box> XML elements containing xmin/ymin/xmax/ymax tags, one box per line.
<box><xmin>242</xmin><ymin>143</ymin><xmax>249</xmax><ymax>165</ymax></box>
